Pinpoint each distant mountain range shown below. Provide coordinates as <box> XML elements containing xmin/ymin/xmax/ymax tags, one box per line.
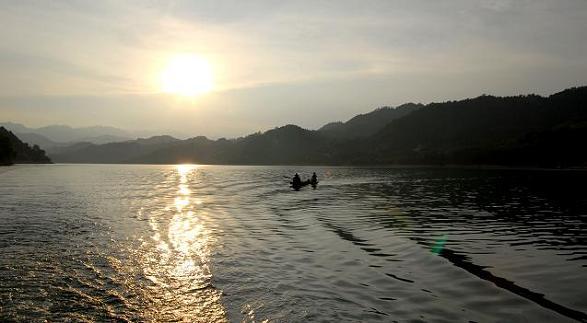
<box><xmin>0</xmin><ymin>127</ymin><xmax>51</xmax><ymax>165</ymax></box>
<box><xmin>44</xmin><ymin>86</ymin><xmax>587</xmax><ymax>168</ymax></box>
<box><xmin>48</xmin><ymin>102</ymin><xmax>421</xmax><ymax>164</ymax></box>
<box><xmin>2</xmin><ymin>86</ymin><xmax>585</xmax><ymax>167</ymax></box>
<box><xmin>0</xmin><ymin>123</ymin><xmax>134</xmax><ymax>151</ymax></box>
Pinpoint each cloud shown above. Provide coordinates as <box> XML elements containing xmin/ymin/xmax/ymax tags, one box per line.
<box><xmin>0</xmin><ymin>0</ymin><xmax>586</xmax><ymax>136</ymax></box>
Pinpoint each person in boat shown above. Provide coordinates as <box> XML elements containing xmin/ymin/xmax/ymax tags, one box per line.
<box><xmin>310</xmin><ymin>172</ymin><xmax>318</xmax><ymax>185</ymax></box>
<box><xmin>292</xmin><ymin>173</ymin><xmax>301</xmax><ymax>187</ymax></box>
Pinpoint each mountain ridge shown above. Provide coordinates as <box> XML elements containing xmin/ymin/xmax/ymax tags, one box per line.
<box><xmin>42</xmin><ymin>86</ymin><xmax>587</xmax><ymax>168</ymax></box>
<box><xmin>318</xmin><ymin>103</ymin><xmax>422</xmax><ymax>139</ymax></box>
<box><xmin>0</xmin><ymin>122</ymin><xmax>133</xmax><ymax>147</ymax></box>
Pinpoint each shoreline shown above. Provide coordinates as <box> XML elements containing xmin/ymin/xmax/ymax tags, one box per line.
<box><xmin>8</xmin><ymin>162</ymin><xmax>587</xmax><ymax>171</ymax></box>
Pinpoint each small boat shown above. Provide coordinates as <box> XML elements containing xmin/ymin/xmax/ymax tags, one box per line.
<box><xmin>291</xmin><ymin>179</ymin><xmax>318</xmax><ymax>190</ymax></box>
<box><xmin>291</xmin><ymin>179</ymin><xmax>311</xmax><ymax>190</ymax></box>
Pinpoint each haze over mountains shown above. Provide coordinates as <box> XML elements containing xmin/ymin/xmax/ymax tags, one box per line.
<box><xmin>30</xmin><ymin>86</ymin><xmax>585</xmax><ymax>168</ymax></box>
<box><xmin>0</xmin><ymin>123</ymin><xmax>134</xmax><ymax>149</ymax></box>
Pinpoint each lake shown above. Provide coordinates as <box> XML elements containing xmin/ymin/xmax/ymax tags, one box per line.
<box><xmin>0</xmin><ymin>164</ymin><xmax>586</xmax><ymax>322</ymax></box>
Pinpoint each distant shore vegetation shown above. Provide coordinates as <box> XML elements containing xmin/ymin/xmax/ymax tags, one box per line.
<box><xmin>0</xmin><ymin>127</ymin><xmax>51</xmax><ymax>165</ymax></box>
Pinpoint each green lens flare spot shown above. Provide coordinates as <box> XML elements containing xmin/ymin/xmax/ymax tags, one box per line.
<box><xmin>431</xmin><ymin>235</ymin><xmax>447</xmax><ymax>255</ymax></box>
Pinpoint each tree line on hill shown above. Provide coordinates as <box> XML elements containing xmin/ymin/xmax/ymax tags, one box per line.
<box><xmin>46</xmin><ymin>86</ymin><xmax>587</xmax><ymax>168</ymax></box>
<box><xmin>0</xmin><ymin>127</ymin><xmax>51</xmax><ymax>165</ymax></box>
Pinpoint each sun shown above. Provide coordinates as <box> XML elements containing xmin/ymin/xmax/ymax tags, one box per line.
<box><xmin>160</xmin><ymin>54</ymin><xmax>214</xmax><ymax>97</ymax></box>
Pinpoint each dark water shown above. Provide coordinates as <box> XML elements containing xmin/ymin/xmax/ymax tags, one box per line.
<box><xmin>0</xmin><ymin>165</ymin><xmax>586</xmax><ymax>322</ymax></box>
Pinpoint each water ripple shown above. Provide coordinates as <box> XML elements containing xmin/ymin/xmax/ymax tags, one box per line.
<box><xmin>0</xmin><ymin>165</ymin><xmax>586</xmax><ymax>322</ymax></box>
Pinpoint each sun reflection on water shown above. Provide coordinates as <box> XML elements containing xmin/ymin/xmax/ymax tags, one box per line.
<box><xmin>177</xmin><ymin>164</ymin><xmax>195</xmax><ymax>179</ymax></box>
<box><xmin>140</xmin><ymin>164</ymin><xmax>226</xmax><ymax>322</ymax></box>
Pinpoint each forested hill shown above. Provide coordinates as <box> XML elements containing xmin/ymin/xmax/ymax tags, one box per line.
<box><xmin>0</xmin><ymin>127</ymin><xmax>52</xmax><ymax>165</ymax></box>
<box><xmin>366</xmin><ymin>86</ymin><xmax>587</xmax><ymax>167</ymax></box>
<box><xmin>49</xmin><ymin>86</ymin><xmax>587</xmax><ymax>168</ymax></box>
<box><xmin>318</xmin><ymin>103</ymin><xmax>422</xmax><ymax>139</ymax></box>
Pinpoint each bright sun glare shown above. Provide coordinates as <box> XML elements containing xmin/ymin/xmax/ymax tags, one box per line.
<box><xmin>160</xmin><ymin>54</ymin><xmax>214</xmax><ymax>97</ymax></box>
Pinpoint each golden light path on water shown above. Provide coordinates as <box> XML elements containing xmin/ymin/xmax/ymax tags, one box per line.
<box><xmin>140</xmin><ymin>164</ymin><xmax>227</xmax><ymax>322</ymax></box>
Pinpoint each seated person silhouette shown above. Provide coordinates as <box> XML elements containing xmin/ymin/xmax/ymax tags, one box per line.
<box><xmin>292</xmin><ymin>173</ymin><xmax>301</xmax><ymax>187</ymax></box>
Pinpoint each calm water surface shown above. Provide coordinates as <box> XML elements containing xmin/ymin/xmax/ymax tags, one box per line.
<box><xmin>0</xmin><ymin>165</ymin><xmax>586</xmax><ymax>322</ymax></box>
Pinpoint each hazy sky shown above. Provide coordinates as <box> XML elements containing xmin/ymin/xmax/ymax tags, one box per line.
<box><xmin>1</xmin><ymin>0</ymin><xmax>586</xmax><ymax>138</ymax></box>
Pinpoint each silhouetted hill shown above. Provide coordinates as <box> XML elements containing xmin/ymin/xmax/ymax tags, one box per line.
<box><xmin>0</xmin><ymin>127</ymin><xmax>52</xmax><ymax>165</ymax></box>
<box><xmin>52</xmin><ymin>135</ymin><xmax>181</xmax><ymax>163</ymax></box>
<box><xmin>318</xmin><ymin>104</ymin><xmax>421</xmax><ymax>139</ymax></box>
<box><xmin>230</xmin><ymin>125</ymin><xmax>333</xmax><ymax>164</ymax></box>
<box><xmin>126</xmin><ymin>135</ymin><xmax>242</xmax><ymax>165</ymax></box>
<box><xmin>46</xmin><ymin>142</ymin><xmax>94</xmax><ymax>156</ymax></box>
<box><xmin>135</xmin><ymin>135</ymin><xmax>180</xmax><ymax>145</ymax></box>
<box><xmin>49</xmin><ymin>86</ymin><xmax>587</xmax><ymax>168</ymax></box>
<box><xmin>318</xmin><ymin>121</ymin><xmax>343</xmax><ymax>132</ymax></box>
<box><xmin>53</xmin><ymin>126</ymin><xmax>333</xmax><ymax>164</ymax></box>
<box><xmin>369</xmin><ymin>87</ymin><xmax>587</xmax><ymax>167</ymax></box>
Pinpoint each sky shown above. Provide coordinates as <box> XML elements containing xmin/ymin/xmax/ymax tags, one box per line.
<box><xmin>1</xmin><ymin>0</ymin><xmax>586</xmax><ymax>138</ymax></box>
